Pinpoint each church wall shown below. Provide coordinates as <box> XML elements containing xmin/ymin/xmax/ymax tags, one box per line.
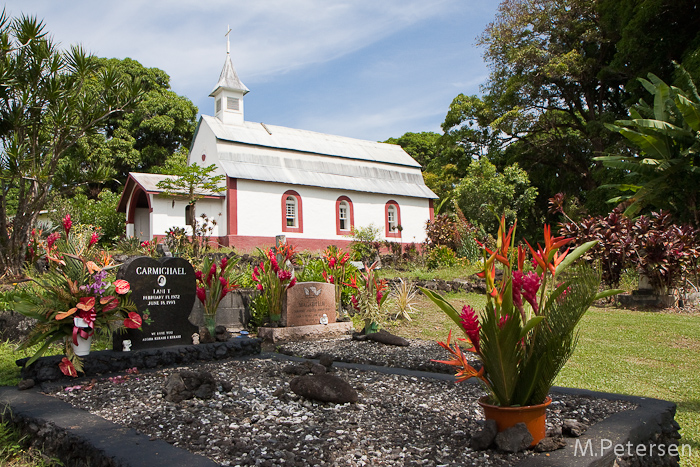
<box><xmin>235</xmin><ymin>179</ymin><xmax>429</xmax><ymax>244</ymax></box>
<box><xmin>149</xmin><ymin>195</ymin><xmax>226</xmax><ymax>238</ymax></box>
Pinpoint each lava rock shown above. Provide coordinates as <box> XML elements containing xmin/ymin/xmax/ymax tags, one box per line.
<box><xmin>198</xmin><ymin>327</ymin><xmax>216</xmax><ymax>344</ymax></box>
<box><xmin>215</xmin><ymin>325</ymin><xmax>230</xmax><ymax>342</ymax></box>
<box><xmin>534</xmin><ymin>436</ymin><xmax>567</xmax><ymax>452</ymax></box>
<box><xmin>319</xmin><ymin>354</ymin><xmax>334</xmax><ymax>369</ymax></box>
<box><xmin>563</xmin><ymin>419</ymin><xmax>587</xmax><ymax>437</ymax></box>
<box><xmin>352</xmin><ymin>330</ymin><xmax>409</xmax><ymax>346</ymax></box>
<box><xmin>494</xmin><ymin>423</ymin><xmax>533</xmax><ymax>453</ymax></box>
<box><xmin>282</xmin><ymin>361</ymin><xmax>327</xmax><ymax>375</ymax></box>
<box><xmin>470</xmin><ymin>419</ymin><xmax>497</xmax><ymax>450</ymax></box>
<box><xmin>17</xmin><ymin>378</ymin><xmax>35</xmax><ymax>390</ymax></box>
<box><xmin>163</xmin><ymin>369</ymin><xmax>217</xmax><ymax>402</ymax></box>
<box><xmin>289</xmin><ymin>374</ymin><xmax>358</xmax><ymax>403</ymax></box>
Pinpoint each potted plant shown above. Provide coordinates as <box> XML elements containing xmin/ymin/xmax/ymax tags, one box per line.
<box><xmin>421</xmin><ymin>216</ymin><xmax>620</xmax><ymax>445</ymax></box>
<box><xmin>251</xmin><ymin>243</ymin><xmax>297</xmax><ymax>324</ymax></box>
<box><xmin>14</xmin><ymin>215</ymin><xmax>143</xmax><ymax>376</ymax></box>
<box><xmin>346</xmin><ymin>261</ymin><xmax>389</xmax><ymax>333</ymax></box>
<box><xmin>195</xmin><ymin>255</ymin><xmax>239</xmax><ymax>339</ymax></box>
<box><xmin>322</xmin><ymin>246</ymin><xmax>351</xmax><ymax>320</ymax></box>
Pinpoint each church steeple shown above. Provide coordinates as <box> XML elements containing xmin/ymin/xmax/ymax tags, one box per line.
<box><xmin>210</xmin><ymin>27</ymin><xmax>248</xmax><ymax>125</ymax></box>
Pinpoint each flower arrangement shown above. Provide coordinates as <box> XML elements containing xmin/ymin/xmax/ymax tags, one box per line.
<box><xmin>322</xmin><ymin>245</ymin><xmax>351</xmax><ymax>319</ymax></box>
<box><xmin>345</xmin><ymin>261</ymin><xmax>389</xmax><ymax>334</ymax></box>
<box><xmin>421</xmin><ymin>216</ymin><xmax>620</xmax><ymax>407</ymax></box>
<box><xmin>15</xmin><ymin>215</ymin><xmax>142</xmax><ymax>376</ymax></box>
<box><xmin>251</xmin><ymin>243</ymin><xmax>297</xmax><ymax>323</ymax></box>
<box><xmin>195</xmin><ymin>255</ymin><xmax>239</xmax><ymax>334</ymax></box>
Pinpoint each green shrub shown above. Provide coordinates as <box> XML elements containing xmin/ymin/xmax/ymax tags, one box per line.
<box><xmin>349</xmin><ymin>224</ymin><xmax>381</xmax><ymax>263</ymax></box>
<box><xmin>426</xmin><ymin>246</ymin><xmax>458</xmax><ymax>270</ymax></box>
<box><xmin>47</xmin><ymin>190</ymin><xmax>125</xmax><ymax>244</ymax></box>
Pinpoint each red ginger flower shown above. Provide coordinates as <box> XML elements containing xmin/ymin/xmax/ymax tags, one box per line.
<box><xmin>89</xmin><ymin>232</ymin><xmax>99</xmax><ymax>247</ymax></box>
<box><xmin>220</xmin><ymin>256</ymin><xmax>228</xmax><ymax>271</ymax></box>
<box><xmin>288</xmin><ymin>277</ymin><xmax>297</xmax><ymax>288</ymax></box>
<box><xmin>278</xmin><ymin>269</ymin><xmax>292</xmax><ymax>281</ymax></box>
<box><xmin>459</xmin><ymin>305</ymin><xmax>481</xmax><ymax>352</ymax></box>
<box><xmin>62</xmin><ymin>214</ymin><xmax>72</xmax><ymax>235</ymax></box>
<box><xmin>47</xmin><ymin>232</ymin><xmax>60</xmax><ymax>248</ymax></box>
<box><xmin>196</xmin><ymin>287</ymin><xmax>206</xmax><ymax>304</ymax></box>
<box><xmin>195</xmin><ymin>270</ymin><xmax>203</xmax><ymax>282</ymax></box>
<box><xmin>522</xmin><ymin>271</ymin><xmax>542</xmax><ymax>314</ymax></box>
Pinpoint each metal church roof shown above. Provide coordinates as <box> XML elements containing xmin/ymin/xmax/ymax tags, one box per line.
<box><xmin>201</xmin><ymin>116</ymin><xmax>423</xmax><ymax>169</ymax></box>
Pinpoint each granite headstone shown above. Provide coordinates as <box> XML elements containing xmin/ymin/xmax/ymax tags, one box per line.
<box><xmin>283</xmin><ymin>281</ymin><xmax>336</xmax><ymax>327</ymax></box>
<box><xmin>113</xmin><ymin>256</ymin><xmax>198</xmax><ymax>350</ymax></box>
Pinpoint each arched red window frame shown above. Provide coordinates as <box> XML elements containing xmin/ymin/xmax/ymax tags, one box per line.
<box><xmin>335</xmin><ymin>196</ymin><xmax>354</xmax><ymax>235</ymax></box>
<box><xmin>385</xmin><ymin>200</ymin><xmax>401</xmax><ymax>238</ymax></box>
<box><xmin>281</xmin><ymin>190</ymin><xmax>303</xmax><ymax>233</ymax></box>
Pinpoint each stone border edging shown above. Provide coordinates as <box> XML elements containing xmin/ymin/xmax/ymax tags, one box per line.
<box><xmin>0</xmin><ymin>351</ymin><xmax>681</xmax><ymax>467</ymax></box>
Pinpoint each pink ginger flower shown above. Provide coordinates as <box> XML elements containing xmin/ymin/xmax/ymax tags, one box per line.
<box><xmin>522</xmin><ymin>271</ymin><xmax>542</xmax><ymax>314</ymax></box>
<box><xmin>459</xmin><ymin>305</ymin><xmax>481</xmax><ymax>352</ymax></box>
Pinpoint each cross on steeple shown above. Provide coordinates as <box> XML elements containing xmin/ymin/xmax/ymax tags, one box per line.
<box><xmin>225</xmin><ymin>25</ymin><xmax>231</xmax><ymax>54</ymax></box>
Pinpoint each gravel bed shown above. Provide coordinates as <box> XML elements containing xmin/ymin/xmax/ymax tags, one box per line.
<box><xmin>46</xmin><ymin>338</ymin><xmax>637</xmax><ymax>466</ymax></box>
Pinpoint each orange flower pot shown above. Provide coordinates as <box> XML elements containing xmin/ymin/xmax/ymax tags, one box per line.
<box><xmin>477</xmin><ymin>396</ymin><xmax>552</xmax><ymax>447</ymax></box>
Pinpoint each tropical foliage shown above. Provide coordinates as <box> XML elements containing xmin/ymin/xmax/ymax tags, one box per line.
<box><xmin>421</xmin><ymin>216</ymin><xmax>619</xmax><ymax>406</ymax></box>
<box><xmin>250</xmin><ymin>243</ymin><xmax>297</xmax><ymax>323</ymax></box>
<box><xmin>195</xmin><ymin>255</ymin><xmax>239</xmax><ymax>334</ymax></box>
<box><xmin>13</xmin><ymin>216</ymin><xmax>140</xmax><ymax>376</ymax></box>
<box><xmin>346</xmin><ymin>261</ymin><xmax>390</xmax><ymax>333</ymax></box>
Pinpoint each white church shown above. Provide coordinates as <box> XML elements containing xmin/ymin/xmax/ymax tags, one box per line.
<box><xmin>118</xmin><ymin>43</ymin><xmax>437</xmax><ymax>252</ymax></box>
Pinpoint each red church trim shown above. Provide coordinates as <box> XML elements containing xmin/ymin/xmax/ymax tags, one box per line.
<box><xmin>335</xmin><ymin>196</ymin><xmax>354</xmax><ymax>236</ymax></box>
<box><xmin>429</xmin><ymin>199</ymin><xmax>435</xmax><ymax>223</ymax></box>
<box><xmin>281</xmin><ymin>190</ymin><xmax>303</xmax><ymax>233</ymax></box>
<box><xmin>227</xmin><ymin>178</ymin><xmax>238</xmax><ymax>235</ymax></box>
<box><xmin>385</xmin><ymin>200</ymin><xmax>401</xmax><ymax>238</ymax></box>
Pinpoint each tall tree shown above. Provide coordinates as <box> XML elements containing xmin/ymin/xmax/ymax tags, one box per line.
<box><xmin>445</xmin><ymin>0</ymin><xmax>700</xmax><ymax>219</ymax></box>
<box><xmin>53</xmin><ymin>57</ymin><xmax>198</xmax><ymax>196</ymax></box>
<box><xmin>0</xmin><ymin>13</ymin><xmax>142</xmax><ymax>275</ymax></box>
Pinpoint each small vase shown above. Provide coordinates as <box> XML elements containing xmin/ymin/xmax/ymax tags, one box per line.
<box><xmin>477</xmin><ymin>396</ymin><xmax>551</xmax><ymax>447</ymax></box>
<box><xmin>72</xmin><ymin>333</ymin><xmax>93</xmax><ymax>356</ymax></box>
<box><xmin>364</xmin><ymin>321</ymin><xmax>379</xmax><ymax>334</ymax></box>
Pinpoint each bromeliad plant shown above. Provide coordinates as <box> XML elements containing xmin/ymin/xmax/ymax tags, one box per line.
<box><xmin>421</xmin><ymin>216</ymin><xmax>620</xmax><ymax>407</ymax></box>
<box><xmin>14</xmin><ymin>215</ymin><xmax>142</xmax><ymax>377</ymax></box>
<box><xmin>195</xmin><ymin>255</ymin><xmax>240</xmax><ymax>335</ymax></box>
<box><xmin>251</xmin><ymin>243</ymin><xmax>297</xmax><ymax>323</ymax></box>
<box><xmin>346</xmin><ymin>261</ymin><xmax>390</xmax><ymax>333</ymax></box>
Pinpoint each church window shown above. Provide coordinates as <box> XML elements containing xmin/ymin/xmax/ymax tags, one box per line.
<box><xmin>385</xmin><ymin>200</ymin><xmax>401</xmax><ymax>238</ymax></box>
<box><xmin>282</xmin><ymin>190</ymin><xmax>303</xmax><ymax>233</ymax></box>
<box><xmin>216</xmin><ymin>98</ymin><xmax>222</xmax><ymax>113</ymax></box>
<box><xmin>227</xmin><ymin>97</ymin><xmax>240</xmax><ymax>111</ymax></box>
<box><xmin>335</xmin><ymin>196</ymin><xmax>354</xmax><ymax>235</ymax></box>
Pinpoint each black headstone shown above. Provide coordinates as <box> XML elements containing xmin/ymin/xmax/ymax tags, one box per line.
<box><xmin>113</xmin><ymin>256</ymin><xmax>198</xmax><ymax>351</ymax></box>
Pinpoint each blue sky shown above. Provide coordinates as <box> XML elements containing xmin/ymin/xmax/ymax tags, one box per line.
<box><xmin>3</xmin><ymin>1</ymin><xmax>499</xmax><ymax>142</ymax></box>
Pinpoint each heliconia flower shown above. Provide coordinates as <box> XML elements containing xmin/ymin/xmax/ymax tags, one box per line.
<box><xmin>89</xmin><ymin>232</ymin><xmax>99</xmax><ymax>247</ymax></box>
<box><xmin>62</xmin><ymin>214</ymin><xmax>72</xmax><ymax>235</ymax></box>
<box><xmin>256</xmin><ymin>283</ymin><xmax>263</xmax><ymax>291</ymax></box>
<box><xmin>46</xmin><ymin>232</ymin><xmax>60</xmax><ymax>248</ymax></box>
<box><xmin>59</xmin><ymin>357</ymin><xmax>77</xmax><ymax>377</ymax></box>
<box><xmin>522</xmin><ymin>271</ymin><xmax>542</xmax><ymax>314</ymax></box>
<box><xmin>114</xmin><ymin>280</ymin><xmax>130</xmax><ymax>295</ymax></box>
<box><xmin>196</xmin><ymin>287</ymin><xmax>206</xmax><ymax>304</ymax></box>
<box><xmin>288</xmin><ymin>277</ymin><xmax>297</xmax><ymax>288</ymax></box>
<box><xmin>124</xmin><ymin>312</ymin><xmax>142</xmax><ymax>329</ymax></box>
<box><xmin>459</xmin><ymin>305</ymin><xmax>481</xmax><ymax>352</ymax></box>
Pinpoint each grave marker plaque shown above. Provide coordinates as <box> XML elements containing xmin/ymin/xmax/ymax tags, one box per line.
<box><xmin>113</xmin><ymin>256</ymin><xmax>198</xmax><ymax>350</ymax></box>
<box><xmin>283</xmin><ymin>281</ymin><xmax>336</xmax><ymax>327</ymax></box>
